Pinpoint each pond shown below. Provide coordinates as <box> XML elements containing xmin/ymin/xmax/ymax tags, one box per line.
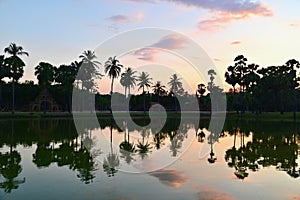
<box><xmin>0</xmin><ymin>117</ymin><xmax>299</xmax><ymax>200</ymax></box>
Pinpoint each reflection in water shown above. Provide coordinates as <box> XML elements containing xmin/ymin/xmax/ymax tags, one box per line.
<box><xmin>224</xmin><ymin>121</ymin><xmax>300</xmax><ymax>179</ymax></box>
<box><xmin>0</xmin><ymin>121</ymin><xmax>25</xmax><ymax>193</ymax></box>
<box><xmin>0</xmin><ymin>118</ymin><xmax>299</xmax><ymax>194</ymax></box>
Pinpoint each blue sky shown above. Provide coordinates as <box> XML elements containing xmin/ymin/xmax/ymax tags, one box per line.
<box><xmin>1</xmin><ymin>0</ymin><xmax>300</xmax><ymax>93</ymax></box>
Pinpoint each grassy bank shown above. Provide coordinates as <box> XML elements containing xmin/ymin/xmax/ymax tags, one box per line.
<box><xmin>0</xmin><ymin>111</ymin><xmax>299</xmax><ymax>122</ymax></box>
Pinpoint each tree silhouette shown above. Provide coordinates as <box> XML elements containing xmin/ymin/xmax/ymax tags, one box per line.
<box><xmin>0</xmin><ymin>55</ymin><xmax>9</xmax><ymax>109</ymax></box>
<box><xmin>168</xmin><ymin>74</ymin><xmax>184</xmax><ymax>96</ymax></box>
<box><xmin>4</xmin><ymin>43</ymin><xmax>29</xmax><ymax>114</ymax></box>
<box><xmin>120</xmin><ymin>67</ymin><xmax>137</xmax><ymax>98</ymax></box>
<box><xmin>78</xmin><ymin>50</ymin><xmax>101</xmax><ymax>91</ymax></box>
<box><xmin>137</xmin><ymin>71</ymin><xmax>152</xmax><ymax>113</ymax></box>
<box><xmin>104</xmin><ymin>56</ymin><xmax>123</xmax><ymax>95</ymax></box>
<box><xmin>34</xmin><ymin>62</ymin><xmax>56</xmax><ymax>87</ymax></box>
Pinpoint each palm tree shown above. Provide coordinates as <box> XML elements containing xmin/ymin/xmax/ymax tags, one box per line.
<box><xmin>168</xmin><ymin>74</ymin><xmax>184</xmax><ymax>96</ymax></box>
<box><xmin>137</xmin><ymin>71</ymin><xmax>152</xmax><ymax>113</ymax></box>
<box><xmin>152</xmin><ymin>81</ymin><xmax>166</xmax><ymax>103</ymax></box>
<box><xmin>78</xmin><ymin>50</ymin><xmax>101</xmax><ymax>91</ymax></box>
<box><xmin>104</xmin><ymin>56</ymin><xmax>123</xmax><ymax>95</ymax></box>
<box><xmin>137</xmin><ymin>72</ymin><xmax>152</xmax><ymax>94</ymax></box>
<box><xmin>4</xmin><ymin>43</ymin><xmax>29</xmax><ymax>114</ymax></box>
<box><xmin>120</xmin><ymin>67</ymin><xmax>137</xmax><ymax>98</ymax></box>
<box><xmin>34</xmin><ymin>62</ymin><xmax>56</xmax><ymax>87</ymax></box>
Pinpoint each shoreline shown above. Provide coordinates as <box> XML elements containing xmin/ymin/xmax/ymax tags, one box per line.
<box><xmin>0</xmin><ymin>111</ymin><xmax>299</xmax><ymax>122</ymax></box>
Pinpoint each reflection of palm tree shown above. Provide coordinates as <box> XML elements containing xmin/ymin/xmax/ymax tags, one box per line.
<box><xmin>207</xmin><ymin>132</ymin><xmax>217</xmax><ymax>164</ymax></box>
<box><xmin>119</xmin><ymin>123</ymin><xmax>136</xmax><ymax>164</ymax></box>
<box><xmin>103</xmin><ymin>125</ymin><xmax>120</xmax><ymax>177</ymax></box>
<box><xmin>120</xmin><ymin>67</ymin><xmax>137</xmax><ymax>98</ymax></box>
<box><xmin>137</xmin><ymin>141</ymin><xmax>151</xmax><ymax>159</ymax></box>
<box><xmin>4</xmin><ymin>43</ymin><xmax>29</xmax><ymax>114</ymax></box>
<box><xmin>0</xmin><ymin>151</ymin><xmax>25</xmax><ymax>193</ymax></box>
<box><xmin>137</xmin><ymin>71</ymin><xmax>152</xmax><ymax>113</ymax></box>
<box><xmin>105</xmin><ymin>56</ymin><xmax>123</xmax><ymax>95</ymax></box>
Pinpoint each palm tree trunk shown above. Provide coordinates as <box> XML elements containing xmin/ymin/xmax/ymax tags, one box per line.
<box><xmin>110</xmin><ymin>78</ymin><xmax>114</xmax><ymax>114</ymax></box>
<box><xmin>12</xmin><ymin>79</ymin><xmax>15</xmax><ymax>114</ymax></box>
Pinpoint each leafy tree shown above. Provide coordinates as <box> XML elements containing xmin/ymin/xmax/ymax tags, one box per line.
<box><xmin>34</xmin><ymin>62</ymin><xmax>56</xmax><ymax>86</ymax></box>
<box><xmin>0</xmin><ymin>55</ymin><xmax>9</xmax><ymax>108</ymax></box>
<box><xmin>4</xmin><ymin>43</ymin><xmax>29</xmax><ymax>114</ymax></box>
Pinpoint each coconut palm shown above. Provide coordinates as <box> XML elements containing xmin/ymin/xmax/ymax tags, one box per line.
<box><xmin>78</xmin><ymin>50</ymin><xmax>101</xmax><ymax>91</ymax></box>
<box><xmin>152</xmin><ymin>81</ymin><xmax>166</xmax><ymax>103</ymax></box>
<box><xmin>137</xmin><ymin>71</ymin><xmax>152</xmax><ymax>113</ymax></box>
<box><xmin>34</xmin><ymin>62</ymin><xmax>56</xmax><ymax>87</ymax></box>
<box><xmin>168</xmin><ymin>74</ymin><xmax>184</xmax><ymax>96</ymax></box>
<box><xmin>4</xmin><ymin>43</ymin><xmax>29</xmax><ymax>114</ymax></box>
<box><xmin>120</xmin><ymin>67</ymin><xmax>137</xmax><ymax>98</ymax></box>
<box><xmin>104</xmin><ymin>56</ymin><xmax>123</xmax><ymax>95</ymax></box>
<box><xmin>137</xmin><ymin>71</ymin><xmax>152</xmax><ymax>94</ymax></box>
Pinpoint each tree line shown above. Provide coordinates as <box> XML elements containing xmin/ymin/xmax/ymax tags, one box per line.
<box><xmin>0</xmin><ymin>43</ymin><xmax>299</xmax><ymax>114</ymax></box>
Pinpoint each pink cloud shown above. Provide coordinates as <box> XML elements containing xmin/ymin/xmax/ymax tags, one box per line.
<box><xmin>133</xmin><ymin>48</ymin><xmax>159</xmax><ymax>61</ymax></box>
<box><xmin>149</xmin><ymin>169</ymin><xmax>188</xmax><ymax>188</ymax></box>
<box><xmin>132</xmin><ymin>34</ymin><xmax>188</xmax><ymax>61</ymax></box>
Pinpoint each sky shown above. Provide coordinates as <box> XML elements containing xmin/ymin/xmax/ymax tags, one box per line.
<box><xmin>0</xmin><ymin>0</ymin><xmax>300</xmax><ymax>94</ymax></box>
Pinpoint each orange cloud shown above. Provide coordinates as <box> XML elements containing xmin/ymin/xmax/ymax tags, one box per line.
<box><xmin>149</xmin><ymin>169</ymin><xmax>188</xmax><ymax>188</ymax></box>
<box><xmin>290</xmin><ymin>195</ymin><xmax>300</xmax><ymax>200</ymax></box>
<box><xmin>231</xmin><ymin>41</ymin><xmax>241</xmax><ymax>45</ymax></box>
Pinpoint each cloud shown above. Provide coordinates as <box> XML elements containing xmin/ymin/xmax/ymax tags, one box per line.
<box><xmin>134</xmin><ymin>48</ymin><xmax>159</xmax><ymax>61</ymax></box>
<box><xmin>106</xmin><ymin>15</ymin><xmax>131</xmax><ymax>23</ymax></box>
<box><xmin>198</xmin><ymin>187</ymin><xmax>233</xmax><ymax>200</ymax></box>
<box><xmin>119</xmin><ymin>0</ymin><xmax>272</xmax><ymax>31</ymax></box>
<box><xmin>132</xmin><ymin>34</ymin><xmax>188</xmax><ymax>61</ymax></box>
<box><xmin>230</xmin><ymin>41</ymin><xmax>241</xmax><ymax>45</ymax></box>
<box><xmin>135</xmin><ymin>12</ymin><xmax>145</xmax><ymax>22</ymax></box>
<box><xmin>149</xmin><ymin>169</ymin><xmax>188</xmax><ymax>188</ymax></box>
<box><xmin>290</xmin><ymin>195</ymin><xmax>300</xmax><ymax>200</ymax></box>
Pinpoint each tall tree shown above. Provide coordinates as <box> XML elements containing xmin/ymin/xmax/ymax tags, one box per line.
<box><xmin>285</xmin><ymin>59</ymin><xmax>300</xmax><ymax>120</ymax></box>
<box><xmin>78</xmin><ymin>50</ymin><xmax>101</xmax><ymax>91</ymax></box>
<box><xmin>120</xmin><ymin>67</ymin><xmax>137</xmax><ymax>98</ymax></box>
<box><xmin>168</xmin><ymin>74</ymin><xmax>184</xmax><ymax>96</ymax></box>
<box><xmin>34</xmin><ymin>62</ymin><xmax>56</xmax><ymax>87</ymax></box>
<box><xmin>55</xmin><ymin>64</ymin><xmax>78</xmax><ymax>112</ymax></box>
<box><xmin>104</xmin><ymin>56</ymin><xmax>123</xmax><ymax>95</ymax></box>
<box><xmin>4</xmin><ymin>43</ymin><xmax>29</xmax><ymax>114</ymax></box>
<box><xmin>0</xmin><ymin>55</ymin><xmax>9</xmax><ymax>109</ymax></box>
<box><xmin>137</xmin><ymin>71</ymin><xmax>152</xmax><ymax>94</ymax></box>
<box><xmin>137</xmin><ymin>72</ymin><xmax>152</xmax><ymax>113</ymax></box>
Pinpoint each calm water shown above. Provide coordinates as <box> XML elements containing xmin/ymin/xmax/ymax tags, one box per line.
<box><xmin>0</xmin><ymin>117</ymin><xmax>299</xmax><ymax>200</ymax></box>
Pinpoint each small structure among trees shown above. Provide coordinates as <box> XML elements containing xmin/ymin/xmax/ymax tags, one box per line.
<box><xmin>30</xmin><ymin>88</ymin><xmax>59</xmax><ymax>112</ymax></box>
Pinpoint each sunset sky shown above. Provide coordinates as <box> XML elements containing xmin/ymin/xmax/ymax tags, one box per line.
<box><xmin>0</xmin><ymin>0</ymin><xmax>299</xmax><ymax>94</ymax></box>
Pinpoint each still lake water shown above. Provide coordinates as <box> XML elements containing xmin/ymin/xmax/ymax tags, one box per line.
<box><xmin>0</xmin><ymin>117</ymin><xmax>299</xmax><ymax>200</ymax></box>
